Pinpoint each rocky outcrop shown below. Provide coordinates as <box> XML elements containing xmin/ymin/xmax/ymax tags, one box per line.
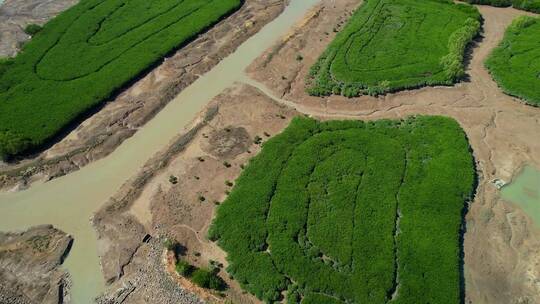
<box><xmin>0</xmin><ymin>225</ymin><xmax>73</xmax><ymax>304</ymax></box>
<box><xmin>95</xmin><ymin>239</ymin><xmax>204</xmax><ymax>304</ymax></box>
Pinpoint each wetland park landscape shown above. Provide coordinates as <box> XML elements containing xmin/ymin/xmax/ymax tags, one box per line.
<box><xmin>0</xmin><ymin>0</ymin><xmax>539</xmax><ymax>304</ymax></box>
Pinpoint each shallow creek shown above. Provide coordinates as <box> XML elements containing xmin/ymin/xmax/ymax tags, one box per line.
<box><xmin>0</xmin><ymin>1</ymin><xmax>321</xmax><ymax>302</ymax></box>
<box><xmin>501</xmin><ymin>166</ymin><xmax>540</xmax><ymax>227</ymax></box>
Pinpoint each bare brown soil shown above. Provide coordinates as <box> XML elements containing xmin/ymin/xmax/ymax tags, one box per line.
<box><xmin>0</xmin><ymin>0</ymin><xmax>78</xmax><ymax>58</ymax></box>
<box><xmin>0</xmin><ymin>225</ymin><xmax>72</xmax><ymax>304</ymax></box>
<box><xmin>0</xmin><ymin>0</ymin><xmax>287</xmax><ymax>192</ymax></box>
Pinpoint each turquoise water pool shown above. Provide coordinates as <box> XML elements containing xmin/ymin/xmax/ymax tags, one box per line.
<box><xmin>501</xmin><ymin>166</ymin><xmax>540</xmax><ymax>227</ymax></box>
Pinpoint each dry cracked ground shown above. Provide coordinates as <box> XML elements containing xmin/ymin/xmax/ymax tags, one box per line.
<box><xmin>1</xmin><ymin>0</ymin><xmax>539</xmax><ymax>304</ymax></box>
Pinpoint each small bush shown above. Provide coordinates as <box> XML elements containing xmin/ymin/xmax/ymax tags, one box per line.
<box><xmin>163</xmin><ymin>238</ymin><xmax>177</xmax><ymax>251</ymax></box>
<box><xmin>254</xmin><ymin>136</ymin><xmax>262</xmax><ymax>145</ymax></box>
<box><xmin>191</xmin><ymin>269</ymin><xmax>226</xmax><ymax>291</ymax></box>
<box><xmin>24</xmin><ymin>24</ymin><xmax>43</xmax><ymax>36</ymax></box>
<box><xmin>176</xmin><ymin>260</ymin><xmax>195</xmax><ymax>277</ymax></box>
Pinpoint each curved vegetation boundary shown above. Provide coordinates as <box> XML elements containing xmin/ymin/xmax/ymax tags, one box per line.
<box><xmin>0</xmin><ymin>0</ymin><xmax>242</xmax><ymax>160</ymax></box>
<box><xmin>210</xmin><ymin>116</ymin><xmax>476</xmax><ymax>303</ymax></box>
<box><xmin>464</xmin><ymin>0</ymin><xmax>540</xmax><ymax>13</ymax></box>
<box><xmin>306</xmin><ymin>0</ymin><xmax>481</xmax><ymax>97</ymax></box>
<box><xmin>485</xmin><ymin>16</ymin><xmax>540</xmax><ymax>106</ymax></box>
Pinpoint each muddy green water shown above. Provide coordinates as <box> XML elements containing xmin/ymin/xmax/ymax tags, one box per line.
<box><xmin>501</xmin><ymin>166</ymin><xmax>540</xmax><ymax>227</ymax></box>
<box><xmin>0</xmin><ymin>1</ymin><xmax>320</xmax><ymax>303</ymax></box>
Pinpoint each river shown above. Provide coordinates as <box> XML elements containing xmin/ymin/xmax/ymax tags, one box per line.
<box><xmin>0</xmin><ymin>0</ymin><xmax>320</xmax><ymax>303</ymax></box>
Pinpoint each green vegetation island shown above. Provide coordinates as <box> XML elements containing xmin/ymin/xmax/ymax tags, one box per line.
<box><xmin>210</xmin><ymin>116</ymin><xmax>476</xmax><ymax>303</ymax></box>
<box><xmin>464</xmin><ymin>0</ymin><xmax>540</xmax><ymax>13</ymax></box>
<box><xmin>0</xmin><ymin>0</ymin><xmax>242</xmax><ymax>160</ymax></box>
<box><xmin>485</xmin><ymin>16</ymin><xmax>540</xmax><ymax>106</ymax></box>
<box><xmin>306</xmin><ymin>0</ymin><xmax>481</xmax><ymax>97</ymax></box>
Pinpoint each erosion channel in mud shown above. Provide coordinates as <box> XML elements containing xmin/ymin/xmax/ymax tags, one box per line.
<box><xmin>0</xmin><ymin>0</ymin><xmax>321</xmax><ymax>303</ymax></box>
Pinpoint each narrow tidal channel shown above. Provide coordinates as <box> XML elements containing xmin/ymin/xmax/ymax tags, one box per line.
<box><xmin>0</xmin><ymin>1</ymin><xmax>321</xmax><ymax>303</ymax></box>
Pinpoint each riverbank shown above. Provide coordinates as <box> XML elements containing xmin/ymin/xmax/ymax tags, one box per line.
<box><xmin>0</xmin><ymin>0</ymin><xmax>288</xmax><ymax>192</ymax></box>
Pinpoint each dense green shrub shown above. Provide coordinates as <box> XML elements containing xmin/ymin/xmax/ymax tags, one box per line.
<box><xmin>302</xmin><ymin>293</ymin><xmax>344</xmax><ymax>304</ymax></box>
<box><xmin>0</xmin><ymin>0</ymin><xmax>242</xmax><ymax>160</ymax></box>
<box><xmin>175</xmin><ymin>260</ymin><xmax>195</xmax><ymax>277</ymax></box>
<box><xmin>306</xmin><ymin>0</ymin><xmax>481</xmax><ymax>97</ymax></box>
<box><xmin>0</xmin><ymin>58</ymin><xmax>14</xmax><ymax>79</ymax></box>
<box><xmin>463</xmin><ymin>0</ymin><xmax>540</xmax><ymax>13</ymax></box>
<box><xmin>485</xmin><ymin>16</ymin><xmax>540</xmax><ymax>106</ymax></box>
<box><xmin>209</xmin><ymin>116</ymin><xmax>476</xmax><ymax>303</ymax></box>
<box><xmin>0</xmin><ymin>130</ymin><xmax>31</xmax><ymax>161</ymax></box>
<box><xmin>23</xmin><ymin>24</ymin><xmax>43</xmax><ymax>36</ymax></box>
<box><xmin>175</xmin><ymin>259</ymin><xmax>225</xmax><ymax>291</ymax></box>
<box><xmin>191</xmin><ymin>269</ymin><xmax>226</xmax><ymax>291</ymax></box>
